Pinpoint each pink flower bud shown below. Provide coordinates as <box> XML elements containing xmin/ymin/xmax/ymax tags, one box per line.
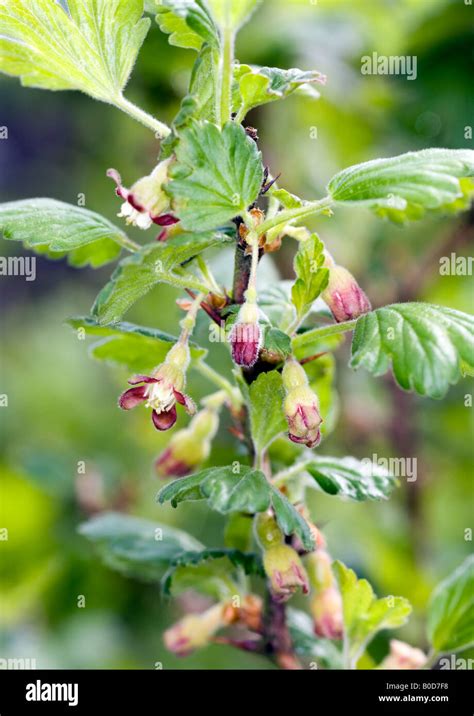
<box><xmin>311</xmin><ymin>586</ymin><xmax>344</xmax><ymax>640</ymax></box>
<box><xmin>284</xmin><ymin>385</ymin><xmax>322</xmax><ymax>448</ymax></box>
<box><xmin>163</xmin><ymin>603</ymin><xmax>226</xmax><ymax>657</ymax></box>
<box><xmin>305</xmin><ymin>550</ymin><xmax>334</xmax><ymax>592</ymax></box>
<box><xmin>229</xmin><ymin>301</ymin><xmax>262</xmax><ymax>367</ymax></box>
<box><xmin>282</xmin><ymin>359</ymin><xmax>323</xmax><ymax>448</ymax></box>
<box><xmin>322</xmin><ymin>265</ymin><xmax>371</xmax><ymax>323</ymax></box>
<box><xmin>379</xmin><ymin>640</ymin><xmax>427</xmax><ymax>670</ymax></box>
<box><xmin>263</xmin><ymin>544</ymin><xmax>310</xmax><ymax>603</ymax></box>
<box><xmin>155</xmin><ymin>408</ymin><xmax>218</xmax><ymax>478</ymax></box>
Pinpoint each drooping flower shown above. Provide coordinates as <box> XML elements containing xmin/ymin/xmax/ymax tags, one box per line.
<box><xmin>229</xmin><ymin>299</ymin><xmax>262</xmax><ymax>367</ymax></box>
<box><xmin>282</xmin><ymin>359</ymin><xmax>322</xmax><ymax>448</ymax></box>
<box><xmin>155</xmin><ymin>406</ymin><xmax>219</xmax><ymax>477</ymax></box>
<box><xmin>263</xmin><ymin>544</ymin><xmax>310</xmax><ymax>603</ymax></box>
<box><xmin>119</xmin><ymin>342</ymin><xmax>195</xmax><ymax>431</ymax></box>
<box><xmin>310</xmin><ymin>585</ymin><xmax>344</xmax><ymax>640</ymax></box>
<box><xmin>163</xmin><ymin>603</ymin><xmax>227</xmax><ymax>657</ymax></box>
<box><xmin>379</xmin><ymin>640</ymin><xmax>427</xmax><ymax>670</ymax></box>
<box><xmin>322</xmin><ymin>255</ymin><xmax>371</xmax><ymax>323</ymax></box>
<box><xmin>107</xmin><ymin>158</ymin><xmax>177</xmax><ymax>230</ymax></box>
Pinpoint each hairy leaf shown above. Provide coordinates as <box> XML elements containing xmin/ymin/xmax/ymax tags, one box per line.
<box><xmin>91</xmin><ymin>232</ymin><xmax>229</xmax><ymax>324</ymax></box>
<box><xmin>0</xmin><ymin>0</ymin><xmax>150</xmax><ymax>101</ymax></box>
<box><xmin>304</xmin><ymin>455</ymin><xmax>397</xmax><ymax>501</ymax></box>
<box><xmin>68</xmin><ymin>316</ymin><xmax>206</xmax><ymax>372</ymax></box>
<box><xmin>334</xmin><ymin>561</ymin><xmax>412</xmax><ymax>667</ymax></box>
<box><xmin>158</xmin><ymin>465</ymin><xmax>314</xmax><ymax>550</ymax></box>
<box><xmin>248</xmin><ymin>371</ymin><xmax>287</xmax><ymax>453</ymax></box>
<box><xmin>161</xmin><ymin>548</ymin><xmax>263</xmax><ymax>596</ymax></box>
<box><xmin>155</xmin><ymin>0</ymin><xmax>218</xmax><ymax>49</ymax></box>
<box><xmin>234</xmin><ymin>65</ymin><xmax>325</xmax><ymax>117</ymax></box>
<box><xmin>291</xmin><ymin>234</ymin><xmax>329</xmax><ymax>321</ymax></box>
<box><xmin>0</xmin><ymin>198</ymin><xmax>135</xmax><ymax>268</ymax></box>
<box><xmin>328</xmin><ymin>148</ymin><xmax>474</xmax><ymax>222</ymax></box>
<box><xmin>427</xmin><ymin>555</ymin><xmax>474</xmax><ymax>654</ymax></box>
<box><xmin>167</xmin><ymin>120</ymin><xmax>263</xmax><ymax>231</ymax></box>
<box><xmin>351</xmin><ymin>303</ymin><xmax>474</xmax><ymax>399</ymax></box>
<box><xmin>78</xmin><ymin>511</ymin><xmax>203</xmax><ymax>582</ymax></box>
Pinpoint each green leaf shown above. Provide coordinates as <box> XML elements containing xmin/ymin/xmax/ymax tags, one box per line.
<box><xmin>351</xmin><ymin>303</ymin><xmax>474</xmax><ymax>399</ymax></box>
<box><xmin>270</xmin><ymin>188</ymin><xmax>304</xmax><ymax>209</ymax></box>
<box><xmin>206</xmin><ymin>0</ymin><xmax>260</xmax><ymax>32</ymax></box>
<box><xmin>234</xmin><ymin>65</ymin><xmax>325</xmax><ymax>117</ymax></box>
<box><xmin>427</xmin><ymin>555</ymin><xmax>474</xmax><ymax>654</ymax></box>
<box><xmin>248</xmin><ymin>371</ymin><xmax>287</xmax><ymax>453</ymax></box>
<box><xmin>287</xmin><ymin>608</ymin><xmax>343</xmax><ymax>668</ymax></box>
<box><xmin>334</xmin><ymin>561</ymin><xmax>412</xmax><ymax>668</ymax></box>
<box><xmin>161</xmin><ymin>548</ymin><xmax>263</xmax><ymax>597</ymax></box>
<box><xmin>304</xmin><ymin>455</ymin><xmax>397</xmax><ymax>501</ymax></box>
<box><xmin>91</xmin><ymin>232</ymin><xmax>229</xmax><ymax>324</ymax></box>
<box><xmin>158</xmin><ymin>465</ymin><xmax>315</xmax><ymax>550</ymax></box>
<box><xmin>0</xmin><ymin>0</ymin><xmax>150</xmax><ymax>102</ymax></box>
<box><xmin>167</xmin><ymin>120</ymin><xmax>263</xmax><ymax>231</ymax></box>
<box><xmin>0</xmin><ymin>198</ymin><xmax>134</xmax><ymax>268</ymax></box>
<box><xmin>155</xmin><ymin>0</ymin><xmax>218</xmax><ymax>49</ymax></box>
<box><xmin>262</xmin><ymin>327</ymin><xmax>292</xmax><ymax>362</ymax></box>
<box><xmin>291</xmin><ymin>234</ymin><xmax>329</xmax><ymax>321</ymax></box>
<box><xmin>327</xmin><ymin>148</ymin><xmax>474</xmax><ymax>223</ymax></box>
<box><xmin>78</xmin><ymin>511</ymin><xmax>203</xmax><ymax>582</ymax></box>
<box><xmin>68</xmin><ymin>316</ymin><xmax>206</xmax><ymax>372</ymax></box>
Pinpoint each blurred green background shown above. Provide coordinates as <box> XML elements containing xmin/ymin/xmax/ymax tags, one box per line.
<box><xmin>1</xmin><ymin>0</ymin><xmax>473</xmax><ymax>669</ymax></box>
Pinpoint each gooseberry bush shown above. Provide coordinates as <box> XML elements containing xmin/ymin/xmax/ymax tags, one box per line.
<box><xmin>1</xmin><ymin>0</ymin><xmax>473</xmax><ymax>670</ymax></box>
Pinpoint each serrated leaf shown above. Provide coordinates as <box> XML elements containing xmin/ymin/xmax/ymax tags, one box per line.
<box><xmin>291</xmin><ymin>234</ymin><xmax>329</xmax><ymax>321</ymax></box>
<box><xmin>158</xmin><ymin>465</ymin><xmax>314</xmax><ymax>550</ymax></box>
<box><xmin>328</xmin><ymin>149</ymin><xmax>474</xmax><ymax>223</ymax></box>
<box><xmin>0</xmin><ymin>198</ymin><xmax>134</xmax><ymax>268</ymax></box>
<box><xmin>68</xmin><ymin>316</ymin><xmax>206</xmax><ymax>372</ymax></box>
<box><xmin>427</xmin><ymin>555</ymin><xmax>474</xmax><ymax>654</ymax></box>
<box><xmin>167</xmin><ymin>120</ymin><xmax>263</xmax><ymax>231</ymax></box>
<box><xmin>304</xmin><ymin>455</ymin><xmax>397</xmax><ymax>501</ymax></box>
<box><xmin>234</xmin><ymin>64</ymin><xmax>325</xmax><ymax>117</ymax></box>
<box><xmin>78</xmin><ymin>511</ymin><xmax>203</xmax><ymax>582</ymax></box>
<box><xmin>334</xmin><ymin>561</ymin><xmax>412</xmax><ymax>668</ymax></box>
<box><xmin>0</xmin><ymin>0</ymin><xmax>150</xmax><ymax>102</ymax></box>
<box><xmin>248</xmin><ymin>371</ymin><xmax>287</xmax><ymax>453</ymax></box>
<box><xmin>161</xmin><ymin>548</ymin><xmax>263</xmax><ymax>597</ymax></box>
<box><xmin>91</xmin><ymin>232</ymin><xmax>229</xmax><ymax>324</ymax></box>
<box><xmin>287</xmin><ymin>608</ymin><xmax>343</xmax><ymax>668</ymax></box>
<box><xmin>351</xmin><ymin>303</ymin><xmax>474</xmax><ymax>399</ymax></box>
<box><xmin>155</xmin><ymin>0</ymin><xmax>218</xmax><ymax>49</ymax></box>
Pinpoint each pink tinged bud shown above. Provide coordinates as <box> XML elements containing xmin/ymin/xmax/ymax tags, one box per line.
<box><xmin>155</xmin><ymin>409</ymin><xmax>217</xmax><ymax>478</ymax></box>
<box><xmin>305</xmin><ymin>550</ymin><xmax>334</xmax><ymax>592</ymax></box>
<box><xmin>163</xmin><ymin>604</ymin><xmax>225</xmax><ymax>657</ymax></box>
<box><xmin>311</xmin><ymin>586</ymin><xmax>344</xmax><ymax>640</ymax></box>
<box><xmin>379</xmin><ymin>640</ymin><xmax>427</xmax><ymax>670</ymax></box>
<box><xmin>322</xmin><ymin>265</ymin><xmax>371</xmax><ymax>323</ymax></box>
<box><xmin>263</xmin><ymin>544</ymin><xmax>310</xmax><ymax>603</ymax></box>
<box><xmin>284</xmin><ymin>385</ymin><xmax>322</xmax><ymax>449</ymax></box>
<box><xmin>229</xmin><ymin>301</ymin><xmax>262</xmax><ymax>368</ymax></box>
<box><xmin>230</xmin><ymin>321</ymin><xmax>262</xmax><ymax>367</ymax></box>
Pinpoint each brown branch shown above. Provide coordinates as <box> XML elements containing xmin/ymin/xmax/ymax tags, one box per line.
<box><xmin>263</xmin><ymin>593</ymin><xmax>303</xmax><ymax>670</ymax></box>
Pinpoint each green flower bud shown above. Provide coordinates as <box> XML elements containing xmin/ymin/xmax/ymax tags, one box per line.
<box><xmin>263</xmin><ymin>544</ymin><xmax>310</xmax><ymax>603</ymax></box>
